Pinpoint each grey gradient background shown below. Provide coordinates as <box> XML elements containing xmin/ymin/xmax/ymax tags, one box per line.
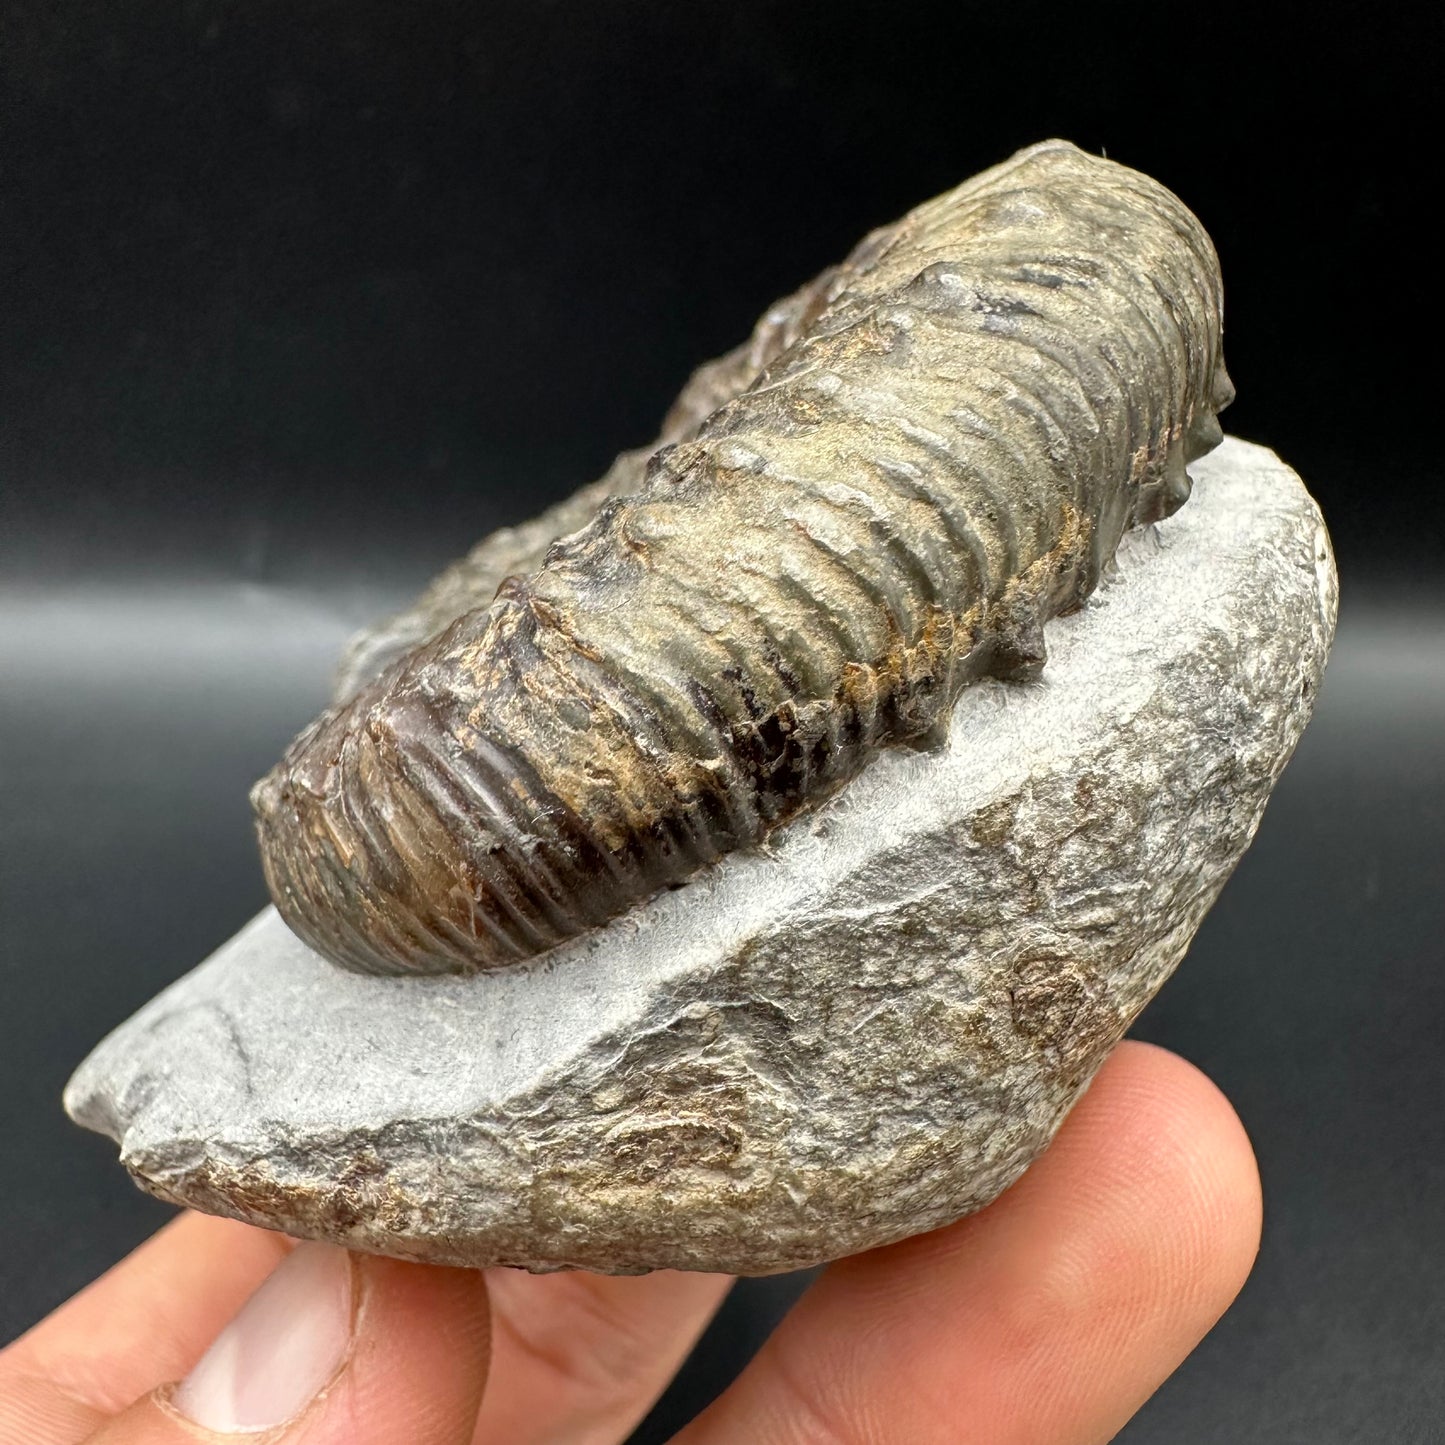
<box><xmin>2</xmin><ymin>2</ymin><xmax>1441</xmax><ymax>1439</ymax></box>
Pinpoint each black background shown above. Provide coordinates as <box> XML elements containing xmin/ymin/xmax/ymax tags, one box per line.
<box><xmin>2</xmin><ymin>2</ymin><xmax>1441</xmax><ymax>1440</ymax></box>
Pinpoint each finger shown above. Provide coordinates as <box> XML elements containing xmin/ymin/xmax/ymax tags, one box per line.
<box><xmin>0</xmin><ymin>1213</ymin><xmax>292</xmax><ymax>1443</ymax></box>
<box><xmin>0</xmin><ymin>1202</ymin><xmax>727</xmax><ymax>1445</ymax></box>
<box><xmin>673</xmin><ymin>1040</ymin><xmax>1262</xmax><ymax>1445</ymax></box>
<box><xmin>473</xmin><ymin>1267</ymin><xmax>732</xmax><ymax>1445</ymax></box>
<box><xmin>79</xmin><ymin>1246</ymin><xmax>489</xmax><ymax>1445</ymax></box>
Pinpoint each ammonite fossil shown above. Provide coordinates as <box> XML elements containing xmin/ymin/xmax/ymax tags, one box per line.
<box><xmin>253</xmin><ymin>139</ymin><xmax>1232</xmax><ymax>977</ymax></box>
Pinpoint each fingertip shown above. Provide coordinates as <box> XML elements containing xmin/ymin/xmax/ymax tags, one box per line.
<box><xmin>1065</xmin><ymin>1040</ymin><xmax>1263</xmax><ymax>1316</ymax></box>
<box><xmin>334</xmin><ymin>1254</ymin><xmax>491</xmax><ymax>1443</ymax></box>
<box><xmin>969</xmin><ymin>1039</ymin><xmax>1263</xmax><ymax>1437</ymax></box>
<box><xmin>357</xmin><ymin>1254</ymin><xmax>493</xmax><ymax>1372</ymax></box>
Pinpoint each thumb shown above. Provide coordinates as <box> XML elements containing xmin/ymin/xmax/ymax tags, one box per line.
<box><xmin>81</xmin><ymin>1242</ymin><xmax>490</xmax><ymax>1445</ymax></box>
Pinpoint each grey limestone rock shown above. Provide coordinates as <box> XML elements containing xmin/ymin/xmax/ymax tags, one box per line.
<box><xmin>65</xmin><ymin>437</ymin><xmax>1336</xmax><ymax>1275</ymax></box>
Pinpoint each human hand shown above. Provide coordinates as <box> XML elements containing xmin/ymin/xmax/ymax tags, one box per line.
<box><xmin>0</xmin><ymin>1042</ymin><xmax>1259</xmax><ymax>1444</ymax></box>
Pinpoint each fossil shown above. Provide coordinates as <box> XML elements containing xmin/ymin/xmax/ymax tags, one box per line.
<box><xmin>66</xmin><ymin>439</ymin><xmax>1337</xmax><ymax>1274</ymax></box>
<box><xmin>253</xmin><ymin>139</ymin><xmax>1232</xmax><ymax>977</ymax></box>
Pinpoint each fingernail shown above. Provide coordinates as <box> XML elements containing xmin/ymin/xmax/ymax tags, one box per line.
<box><xmin>172</xmin><ymin>1241</ymin><xmax>354</xmax><ymax>1433</ymax></box>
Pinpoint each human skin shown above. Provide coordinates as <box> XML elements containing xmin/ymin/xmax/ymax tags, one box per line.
<box><xmin>0</xmin><ymin>1042</ymin><xmax>1261</xmax><ymax>1444</ymax></box>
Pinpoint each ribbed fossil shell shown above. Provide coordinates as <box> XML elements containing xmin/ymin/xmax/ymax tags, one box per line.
<box><xmin>253</xmin><ymin>140</ymin><xmax>1232</xmax><ymax>976</ymax></box>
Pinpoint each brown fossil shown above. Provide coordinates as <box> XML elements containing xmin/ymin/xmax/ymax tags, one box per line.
<box><xmin>253</xmin><ymin>139</ymin><xmax>1232</xmax><ymax>976</ymax></box>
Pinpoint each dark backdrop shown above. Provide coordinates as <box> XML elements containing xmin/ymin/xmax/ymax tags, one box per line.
<box><xmin>2</xmin><ymin>2</ymin><xmax>1441</xmax><ymax>1441</ymax></box>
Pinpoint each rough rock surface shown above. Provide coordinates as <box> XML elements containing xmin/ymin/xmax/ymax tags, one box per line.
<box><xmin>65</xmin><ymin>438</ymin><xmax>1336</xmax><ymax>1275</ymax></box>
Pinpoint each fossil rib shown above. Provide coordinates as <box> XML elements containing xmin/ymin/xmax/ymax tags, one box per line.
<box><xmin>330</xmin><ymin>257</ymin><xmax>851</xmax><ymax>700</ymax></box>
<box><xmin>253</xmin><ymin>140</ymin><xmax>1232</xmax><ymax>976</ymax></box>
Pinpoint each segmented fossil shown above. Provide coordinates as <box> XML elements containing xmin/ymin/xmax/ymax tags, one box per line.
<box><xmin>254</xmin><ymin>140</ymin><xmax>1232</xmax><ymax>976</ymax></box>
